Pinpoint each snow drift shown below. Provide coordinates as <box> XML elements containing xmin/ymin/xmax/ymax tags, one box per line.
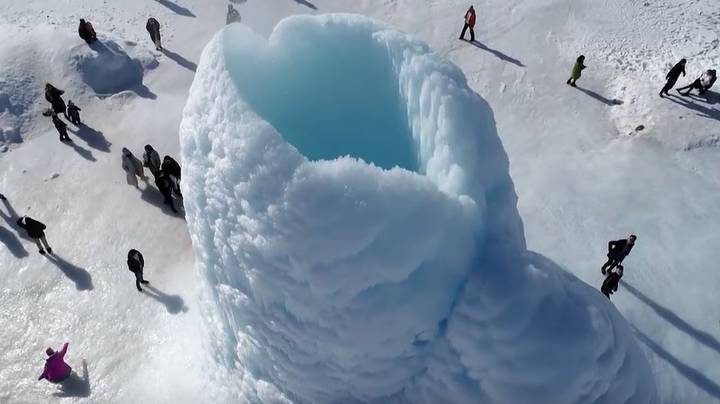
<box><xmin>180</xmin><ymin>14</ymin><xmax>657</xmax><ymax>403</ymax></box>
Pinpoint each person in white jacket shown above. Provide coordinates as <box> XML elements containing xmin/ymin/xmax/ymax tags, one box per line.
<box><xmin>121</xmin><ymin>147</ymin><xmax>147</xmax><ymax>188</ymax></box>
<box><xmin>678</xmin><ymin>69</ymin><xmax>717</xmax><ymax>96</ymax></box>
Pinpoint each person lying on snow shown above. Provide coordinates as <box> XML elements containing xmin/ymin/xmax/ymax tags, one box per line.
<box><xmin>677</xmin><ymin>69</ymin><xmax>717</xmax><ymax>96</ymax></box>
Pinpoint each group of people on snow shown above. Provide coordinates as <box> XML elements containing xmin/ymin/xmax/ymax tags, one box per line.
<box><xmin>121</xmin><ymin>145</ymin><xmax>183</xmax><ymax>214</ymax></box>
<box><xmin>44</xmin><ymin>83</ymin><xmax>82</xmax><ymax>142</ymax></box>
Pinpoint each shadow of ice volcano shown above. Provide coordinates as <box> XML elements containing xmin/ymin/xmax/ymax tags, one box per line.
<box><xmin>180</xmin><ymin>14</ymin><xmax>657</xmax><ymax>404</ymax></box>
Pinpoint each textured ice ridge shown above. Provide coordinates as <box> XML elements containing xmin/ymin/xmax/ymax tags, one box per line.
<box><xmin>180</xmin><ymin>14</ymin><xmax>656</xmax><ymax>404</ymax></box>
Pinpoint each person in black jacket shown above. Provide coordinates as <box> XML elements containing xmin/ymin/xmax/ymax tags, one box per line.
<box><xmin>155</xmin><ymin>171</ymin><xmax>178</xmax><ymax>213</ymax></box>
<box><xmin>67</xmin><ymin>101</ymin><xmax>82</xmax><ymax>125</ymax></box>
<box><xmin>677</xmin><ymin>69</ymin><xmax>717</xmax><ymax>96</ymax></box>
<box><xmin>127</xmin><ymin>249</ymin><xmax>150</xmax><ymax>292</ymax></box>
<box><xmin>660</xmin><ymin>59</ymin><xmax>687</xmax><ymax>97</ymax></box>
<box><xmin>17</xmin><ymin>216</ymin><xmax>52</xmax><ymax>254</ymax></box>
<box><xmin>162</xmin><ymin>156</ymin><xmax>182</xmax><ymax>196</ymax></box>
<box><xmin>601</xmin><ymin>266</ymin><xmax>623</xmax><ymax>299</ymax></box>
<box><xmin>601</xmin><ymin>234</ymin><xmax>636</xmax><ymax>275</ymax></box>
<box><xmin>78</xmin><ymin>19</ymin><xmax>97</xmax><ymax>44</ymax></box>
<box><xmin>52</xmin><ymin>113</ymin><xmax>71</xmax><ymax>142</ymax></box>
<box><xmin>45</xmin><ymin>83</ymin><xmax>67</xmax><ymax>118</ymax></box>
<box><xmin>146</xmin><ymin>17</ymin><xmax>162</xmax><ymax>50</ymax></box>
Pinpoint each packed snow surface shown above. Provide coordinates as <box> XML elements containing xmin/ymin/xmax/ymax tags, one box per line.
<box><xmin>180</xmin><ymin>15</ymin><xmax>655</xmax><ymax>403</ymax></box>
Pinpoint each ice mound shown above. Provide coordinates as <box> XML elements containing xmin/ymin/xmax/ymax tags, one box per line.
<box><xmin>181</xmin><ymin>14</ymin><xmax>656</xmax><ymax>403</ymax></box>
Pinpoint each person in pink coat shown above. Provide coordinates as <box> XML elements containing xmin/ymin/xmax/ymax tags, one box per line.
<box><xmin>38</xmin><ymin>343</ymin><xmax>72</xmax><ymax>383</ymax></box>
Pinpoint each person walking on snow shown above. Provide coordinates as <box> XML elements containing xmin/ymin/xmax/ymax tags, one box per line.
<box><xmin>51</xmin><ymin>113</ymin><xmax>71</xmax><ymax>142</ymax></box>
<box><xmin>122</xmin><ymin>148</ymin><xmax>147</xmax><ymax>188</ymax></box>
<box><xmin>38</xmin><ymin>342</ymin><xmax>72</xmax><ymax>383</ymax></box>
<box><xmin>459</xmin><ymin>6</ymin><xmax>476</xmax><ymax>42</ymax></box>
<box><xmin>45</xmin><ymin>83</ymin><xmax>67</xmax><ymax>118</ymax></box>
<box><xmin>601</xmin><ymin>234</ymin><xmax>636</xmax><ymax>275</ymax></box>
<box><xmin>127</xmin><ymin>249</ymin><xmax>150</xmax><ymax>292</ymax></box>
<box><xmin>227</xmin><ymin>4</ymin><xmax>241</xmax><ymax>24</ymax></box>
<box><xmin>16</xmin><ymin>216</ymin><xmax>52</xmax><ymax>254</ymax></box>
<box><xmin>677</xmin><ymin>69</ymin><xmax>716</xmax><ymax>96</ymax></box>
<box><xmin>162</xmin><ymin>155</ymin><xmax>182</xmax><ymax>196</ymax></box>
<box><xmin>78</xmin><ymin>19</ymin><xmax>97</xmax><ymax>44</ymax></box>
<box><xmin>155</xmin><ymin>171</ymin><xmax>179</xmax><ymax>213</ymax></box>
<box><xmin>601</xmin><ymin>266</ymin><xmax>623</xmax><ymax>299</ymax></box>
<box><xmin>67</xmin><ymin>101</ymin><xmax>81</xmax><ymax>125</ymax></box>
<box><xmin>659</xmin><ymin>58</ymin><xmax>686</xmax><ymax>97</ymax></box>
<box><xmin>143</xmin><ymin>145</ymin><xmax>162</xmax><ymax>179</ymax></box>
<box><xmin>566</xmin><ymin>55</ymin><xmax>586</xmax><ymax>87</ymax></box>
<box><xmin>146</xmin><ymin>17</ymin><xmax>162</xmax><ymax>50</ymax></box>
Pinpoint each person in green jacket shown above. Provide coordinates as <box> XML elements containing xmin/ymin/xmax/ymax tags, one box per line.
<box><xmin>566</xmin><ymin>55</ymin><xmax>586</xmax><ymax>87</ymax></box>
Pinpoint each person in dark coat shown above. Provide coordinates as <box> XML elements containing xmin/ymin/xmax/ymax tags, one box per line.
<box><xmin>78</xmin><ymin>19</ymin><xmax>97</xmax><ymax>44</ymax></box>
<box><xmin>52</xmin><ymin>114</ymin><xmax>71</xmax><ymax>142</ymax></box>
<box><xmin>659</xmin><ymin>59</ymin><xmax>686</xmax><ymax>97</ymax></box>
<box><xmin>155</xmin><ymin>171</ymin><xmax>178</xmax><ymax>213</ymax></box>
<box><xmin>143</xmin><ymin>145</ymin><xmax>162</xmax><ymax>179</ymax></box>
<box><xmin>0</xmin><ymin>193</ymin><xmax>5</xmax><ymax>201</ymax></box>
<box><xmin>146</xmin><ymin>18</ymin><xmax>162</xmax><ymax>50</ymax></box>
<box><xmin>459</xmin><ymin>6</ymin><xmax>476</xmax><ymax>42</ymax></box>
<box><xmin>226</xmin><ymin>4</ymin><xmax>241</xmax><ymax>24</ymax></box>
<box><xmin>162</xmin><ymin>156</ymin><xmax>182</xmax><ymax>196</ymax></box>
<box><xmin>601</xmin><ymin>234</ymin><xmax>636</xmax><ymax>275</ymax></box>
<box><xmin>67</xmin><ymin>101</ymin><xmax>81</xmax><ymax>125</ymax></box>
<box><xmin>45</xmin><ymin>83</ymin><xmax>67</xmax><ymax>118</ymax></box>
<box><xmin>127</xmin><ymin>249</ymin><xmax>150</xmax><ymax>292</ymax></box>
<box><xmin>677</xmin><ymin>69</ymin><xmax>717</xmax><ymax>96</ymax></box>
<box><xmin>566</xmin><ymin>55</ymin><xmax>586</xmax><ymax>87</ymax></box>
<box><xmin>16</xmin><ymin>216</ymin><xmax>52</xmax><ymax>254</ymax></box>
<box><xmin>601</xmin><ymin>266</ymin><xmax>623</xmax><ymax>299</ymax></box>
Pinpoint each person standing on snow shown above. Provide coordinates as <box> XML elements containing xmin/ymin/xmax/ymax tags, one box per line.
<box><xmin>677</xmin><ymin>69</ymin><xmax>716</xmax><ymax>96</ymax></box>
<box><xmin>51</xmin><ymin>113</ymin><xmax>71</xmax><ymax>142</ymax></box>
<box><xmin>16</xmin><ymin>215</ymin><xmax>52</xmax><ymax>254</ymax></box>
<box><xmin>566</xmin><ymin>55</ymin><xmax>586</xmax><ymax>87</ymax></box>
<box><xmin>45</xmin><ymin>83</ymin><xmax>67</xmax><ymax>118</ymax></box>
<box><xmin>146</xmin><ymin>17</ymin><xmax>162</xmax><ymax>51</ymax></box>
<box><xmin>78</xmin><ymin>19</ymin><xmax>97</xmax><ymax>44</ymax></box>
<box><xmin>143</xmin><ymin>145</ymin><xmax>162</xmax><ymax>180</ymax></box>
<box><xmin>162</xmin><ymin>155</ymin><xmax>182</xmax><ymax>196</ymax></box>
<box><xmin>127</xmin><ymin>249</ymin><xmax>150</xmax><ymax>292</ymax></box>
<box><xmin>226</xmin><ymin>4</ymin><xmax>241</xmax><ymax>24</ymax></box>
<box><xmin>459</xmin><ymin>6</ymin><xmax>476</xmax><ymax>42</ymax></box>
<box><xmin>155</xmin><ymin>171</ymin><xmax>179</xmax><ymax>213</ymax></box>
<box><xmin>601</xmin><ymin>266</ymin><xmax>623</xmax><ymax>299</ymax></box>
<box><xmin>122</xmin><ymin>148</ymin><xmax>147</xmax><ymax>188</ymax></box>
<box><xmin>38</xmin><ymin>342</ymin><xmax>72</xmax><ymax>383</ymax></box>
<box><xmin>67</xmin><ymin>101</ymin><xmax>81</xmax><ymax>125</ymax></box>
<box><xmin>0</xmin><ymin>193</ymin><xmax>5</xmax><ymax>201</ymax></box>
<box><xmin>600</xmin><ymin>234</ymin><xmax>636</xmax><ymax>275</ymax></box>
<box><xmin>659</xmin><ymin>58</ymin><xmax>686</xmax><ymax>97</ymax></box>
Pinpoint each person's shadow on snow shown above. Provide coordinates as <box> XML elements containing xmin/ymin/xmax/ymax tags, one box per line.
<box><xmin>0</xmin><ymin>197</ymin><xmax>34</xmax><ymax>243</ymax></box>
<box><xmin>87</xmin><ymin>40</ymin><xmax>157</xmax><ymax>100</ymax></box>
<box><xmin>667</xmin><ymin>93</ymin><xmax>720</xmax><ymax>122</ymax></box>
<box><xmin>63</xmin><ymin>140</ymin><xmax>96</xmax><ymax>162</ymax></box>
<box><xmin>161</xmin><ymin>48</ymin><xmax>197</xmax><ymax>72</ymax></box>
<box><xmin>0</xmin><ymin>226</ymin><xmax>28</xmax><ymax>258</ymax></box>
<box><xmin>47</xmin><ymin>255</ymin><xmax>94</xmax><ymax>291</ymax></box>
<box><xmin>467</xmin><ymin>40</ymin><xmax>524</xmax><ymax>67</ymax></box>
<box><xmin>139</xmin><ymin>184</ymin><xmax>185</xmax><ymax>219</ymax></box>
<box><xmin>575</xmin><ymin>87</ymin><xmax>624</xmax><ymax>106</ymax></box>
<box><xmin>154</xmin><ymin>0</ymin><xmax>196</xmax><ymax>17</ymax></box>
<box><xmin>54</xmin><ymin>359</ymin><xmax>91</xmax><ymax>398</ymax></box>
<box><xmin>144</xmin><ymin>285</ymin><xmax>188</xmax><ymax>314</ymax></box>
<box><xmin>69</xmin><ymin>124</ymin><xmax>112</xmax><ymax>153</ymax></box>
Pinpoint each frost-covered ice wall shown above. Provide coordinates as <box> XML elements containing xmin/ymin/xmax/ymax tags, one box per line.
<box><xmin>180</xmin><ymin>14</ymin><xmax>656</xmax><ymax>403</ymax></box>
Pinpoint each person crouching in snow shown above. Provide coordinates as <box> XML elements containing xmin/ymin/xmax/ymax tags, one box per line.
<box><xmin>601</xmin><ymin>266</ymin><xmax>623</xmax><ymax>300</ymax></box>
<box><xmin>51</xmin><ymin>113</ymin><xmax>71</xmax><ymax>142</ymax></box>
<box><xmin>67</xmin><ymin>101</ymin><xmax>81</xmax><ymax>125</ymax></box>
<box><xmin>566</xmin><ymin>55</ymin><xmax>586</xmax><ymax>87</ymax></box>
<box><xmin>121</xmin><ymin>148</ymin><xmax>147</xmax><ymax>188</ymax></box>
<box><xmin>677</xmin><ymin>69</ymin><xmax>717</xmax><ymax>96</ymax></box>
<box><xmin>38</xmin><ymin>343</ymin><xmax>72</xmax><ymax>383</ymax></box>
<box><xmin>459</xmin><ymin>6</ymin><xmax>476</xmax><ymax>42</ymax></box>
<box><xmin>16</xmin><ymin>215</ymin><xmax>52</xmax><ymax>255</ymax></box>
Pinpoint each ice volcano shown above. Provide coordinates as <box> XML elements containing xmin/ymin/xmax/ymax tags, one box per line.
<box><xmin>180</xmin><ymin>14</ymin><xmax>656</xmax><ymax>404</ymax></box>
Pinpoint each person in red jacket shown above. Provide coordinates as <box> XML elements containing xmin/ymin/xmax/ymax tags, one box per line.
<box><xmin>38</xmin><ymin>343</ymin><xmax>72</xmax><ymax>383</ymax></box>
<box><xmin>459</xmin><ymin>6</ymin><xmax>476</xmax><ymax>42</ymax></box>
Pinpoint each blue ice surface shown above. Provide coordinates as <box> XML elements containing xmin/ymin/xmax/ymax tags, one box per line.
<box><xmin>224</xmin><ymin>22</ymin><xmax>418</xmax><ymax>171</ymax></box>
